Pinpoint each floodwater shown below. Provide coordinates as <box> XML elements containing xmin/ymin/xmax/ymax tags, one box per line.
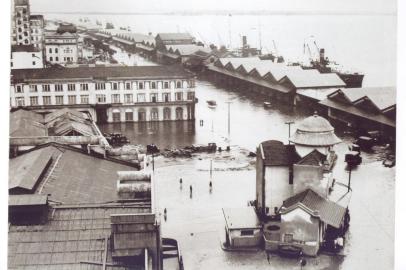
<box><xmin>100</xmin><ymin>78</ymin><xmax>395</xmax><ymax>269</ymax></box>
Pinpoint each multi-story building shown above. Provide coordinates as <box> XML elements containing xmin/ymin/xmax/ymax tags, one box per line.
<box><xmin>10</xmin><ymin>65</ymin><xmax>196</xmax><ymax>123</ymax></box>
<box><xmin>29</xmin><ymin>14</ymin><xmax>44</xmax><ymax>50</ymax></box>
<box><xmin>11</xmin><ymin>0</ymin><xmax>31</xmax><ymax>45</ymax></box>
<box><xmin>45</xmin><ymin>24</ymin><xmax>79</xmax><ymax>65</ymax></box>
<box><xmin>11</xmin><ymin>45</ymin><xmax>43</xmax><ymax>69</ymax></box>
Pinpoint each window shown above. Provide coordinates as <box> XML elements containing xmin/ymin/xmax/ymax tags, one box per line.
<box><xmin>137</xmin><ymin>94</ymin><xmax>145</xmax><ymax>102</ymax></box>
<box><xmin>49</xmin><ymin>56</ymin><xmax>53</xmax><ymax>61</ymax></box>
<box><xmin>175</xmin><ymin>107</ymin><xmax>183</xmax><ymax>120</ymax></box>
<box><xmin>187</xmin><ymin>80</ymin><xmax>195</xmax><ymax>88</ymax></box>
<box><xmin>163</xmin><ymin>81</ymin><xmax>170</xmax><ymax>89</ymax></box>
<box><xmin>32</xmin><ymin>61</ymin><xmax>36</xmax><ymax>66</ymax></box>
<box><xmin>80</xmin><ymin>83</ymin><xmax>88</xmax><ymax>91</ymax></box>
<box><xmin>55</xmin><ymin>48</ymin><xmax>58</xmax><ymax>53</ymax></box>
<box><xmin>42</xmin><ymin>96</ymin><xmax>51</xmax><ymax>105</ymax></box>
<box><xmin>175</xmin><ymin>92</ymin><xmax>183</xmax><ymax>101</ymax></box>
<box><xmin>111</xmin><ymin>94</ymin><xmax>120</xmax><ymax>103</ymax></box>
<box><xmin>96</xmin><ymin>94</ymin><xmax>106</xmax><ymax>103</ymax></box>
<box><xmin>240</xmin><ymin>230</ymin><xmax>254</xmax><ymax>236</ymax></box>
<box><xmin>28</xmin><ymin>85</ymin><xmax>38</xmax><ymax>92</ymax></box>
<box><xmin>187</xmin><ymin>92</ymin><xmax>195</xmax><ymax>100</ymax></box>
<box><xmin>29</xmin><ymin>96</ymin><xmax>38</xmax><ymax>106</ymax></box>
<box><xmin>125</xmin><ymin>82</ymin><xmax>132</xmax><ymax>90</ymax></box>
<box><xmin>162</xmin><ymin>93</ymin><xmax>171</xmax><ymax>102</ymax></box>
<box><xmin>150</xmin><ymin>108</ymin><xmax>159</xmax><ymax>121</ymax></box>
<box><xmin>80</xmin><ymin>95</ymin><xmax>89</xmax><ymax>104</ymax></box>
<box><xmin>42</xmin><ymin>84</ymin><xmax>50</xmax><ymax>92</ymax></box>
<box><xmin>151</xmin><ymin>81</ymin><xmax>157</xmax><ymax>89</ymax></box>
<box><xmin>68</xmin><ymin>95</ymin><xmax>76</xmax><ymax>105</ymax></box>
<box><xmin>111</xmin><ymin>82</ymin><xmax>118</xmax><ymax>90</ymax></box>
<box><xmin>68</xmin><ymin>84</ymin><xmax>76</xmax><ymax>91</ymax></box>
<box><xmin>284</xmin><ymin>234</ymin><xmax>293</xmax><ymax>243</ymax></box>
<box><xmin>55</xmin><ymin>57</ymin><xmax>59</xmax><ymax>62</ymax></box>
<box><xmin>95</xmin><ymin>82</ymin><xmax>106</xmax><ymax>90</ymax></box>
<box><xmin>55</xmin><ymin>96</ymin><xmax>64</xmax><ymax>105</ymax></box>
<box><xmin>150</xmin><ymin>93</ymin><xmax>158</xmax><ymax>103</ymax></box>
<box><xmin>125</xmin><ymin>111</ymin><xmax>133</xmax><ymax>121</ymax></box>
<box><xmin>163</xmin><ymin>107</ymin><xmax>171</xmax><ymax>120</ymax></box>
<box><xmin>49</xmin><ymin>48</ymin><xmax>52</xmax><ymax>53</ymax></box>
<box><xmin>15</xmin><ymin>97</ymin><xmax>25</xmax><ymax>106</ymax></box>
<box><xmin>54</xmin><ymin>84</ymin><xmax>63</xmax><ymax>92</ymax></box>
<box><xmin>32</xmin><ymin>53</ymin><xmax>35</xmax><ymax>57</ymax></box>
<box><xmin>138</xmin><ymin>82</ymin><xmax>144</xmax><ymax>90</ymax></box>
<box><xmin>124</xmin><ymin>94</ymin><xmax>133</xmax><ymax>103</ymax></box>
<box><xmin>15</xmin><ymin>85</ymin><xmax>23</xmax><ymax>93</ymax></box>
<box><xmin>176</xmin><ymin>81</ymin><xmax>182</xmax><ymax>89</ymax></box>
<box><xmin>112</xmin><ymin>111</ymin><xmax>121</xmax><ymax>122</ymax></box>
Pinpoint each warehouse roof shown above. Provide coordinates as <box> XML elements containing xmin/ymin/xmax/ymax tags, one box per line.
<box><xmin>9</xmin><ymin>194</ymin><xmax>48</xmax><ymax>206</ymax></box>
<box><xmin>281</xmin><ymin>71</ymin><xmax>346</xmax><ymax>89</ymax></box>
<box><xmin>156</xmin><ymin>32</ymin><xmax>194</xmax><ymax>41</ymax></box>
<box><xmin>166</xmin><ymin>44</ymin><xmax>211</xmax><ymax>56</ymax></box>
<box><xmin>222</xmin><ymin>207</ymin><xmax>261</xmax><ymax>230</ymax></box>
<box><xmin>281</xmin><ymin>188</ymin><xmax>347</xmax><ymax>229</ymax></box>
<box><xmin>10</xmin><ymin>110</ymin><xmax>47</xmax><ymax>137</ymax></box>
<box><xmin>11</xmin><ymin>65</ymin><xmax>193</xmax><ymax>82</ymax></box>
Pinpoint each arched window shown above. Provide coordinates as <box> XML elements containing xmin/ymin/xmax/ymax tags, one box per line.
<box><xmin>163</xmin><ymin>107</ymin><xmax>171</xmax><ymax>120</ymax></box>
<box><xmin>175</xmin><ymin>107</ymin><xmax>183</xmax><ymax>120</ymax></box>
<box><xmin>176</xmin><ymin>81</ymin><xmax>182</xmax><ymax>89</ymax></box>
<box><xmin>150</xmin><ymin>108</ymin><xmax>159</xmax><ymax>121</ymax></box>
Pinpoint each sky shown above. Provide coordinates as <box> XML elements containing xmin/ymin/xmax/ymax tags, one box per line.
<box><xmin>30</xmin><ymin>0</ymin><xmax>396</xmax><ymax>14</ymax></box>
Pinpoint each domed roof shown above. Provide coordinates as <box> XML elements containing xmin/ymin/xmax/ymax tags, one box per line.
<box><xmin>296</xmin><ymin>113</ymin><xmax>334</xmax><ymax>133</ymax></box>
<box><xmin>289</xmin><ymin>112</ymin><xmax>341</xmax><ymax>146</ymax></box>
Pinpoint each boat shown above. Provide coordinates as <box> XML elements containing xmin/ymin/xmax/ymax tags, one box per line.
<box><xmin>104</xmin><ymin>132</ymin><xmax>129</xmax><ymax>146</ymax></box>
<box><xmin>263</xmin><ymin>102</ymin><xmax>272</xmax><ymax>108</ymax></box>
<box><xmin>295</xmin><ymin>39</ymin><xmax>364</xmax><ymax>88</ymax></box>
<box><xmin>207</xmin><ymin>100</ymin><xmax>217</xmax><ymax>108</ymax></box>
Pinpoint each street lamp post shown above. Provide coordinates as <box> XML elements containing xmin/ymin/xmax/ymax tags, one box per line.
<box><xmin>225</xmin><ymin>100</ymin><xmax>232</xmax><ymax>146</ymax></box>
<box><xmin>285</xmin><ymin>121</ymin><xmax>294</xmax><ymax>144</ymax></box>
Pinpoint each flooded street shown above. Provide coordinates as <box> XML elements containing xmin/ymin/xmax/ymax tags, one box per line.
<box><xmin>100</xmin><ymin>78</ymin><xmax>395</xmax><ymax>269</ymax></box>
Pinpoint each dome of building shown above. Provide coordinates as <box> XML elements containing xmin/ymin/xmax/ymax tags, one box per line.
<box><xmin>289</xmin><ymin>112</ymin><xmax>341</xmax><ymax>146</ymax></box>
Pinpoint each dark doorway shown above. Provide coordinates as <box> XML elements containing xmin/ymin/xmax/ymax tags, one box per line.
<box><xmin>96</xmin><ymin>107</ymin><xmax>108</xmax><ymax>123</ymax></box>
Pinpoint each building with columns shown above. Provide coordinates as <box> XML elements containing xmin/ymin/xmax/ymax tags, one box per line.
<box><xmin>10</xmin><ymin>65</ymin><xmax>196</xmax><ymax>123</ymax></box>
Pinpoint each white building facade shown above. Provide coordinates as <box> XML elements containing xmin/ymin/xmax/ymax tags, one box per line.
<box><xmin>45</xmin><ymin>32</ymin><xmax>79</xmax><ymax>64</ymax></box>
<box><xmin>11</xmin><ymin>46</ymin><xmax>44</xmax><ymax>69</ymax></box>
<box><xmin>10</xmin><ymin>66</ymin><xmax>196</xmax><ymax>123</ymax></box>
<box><xmin>29</xmin><ymin>15</ymin><xmax>45</xmax><ymax>50</ymax></box>
<box><xmin>12</xmin><ymin>0</ymin><xmax>31</xmax><ymax>46</ymax></box>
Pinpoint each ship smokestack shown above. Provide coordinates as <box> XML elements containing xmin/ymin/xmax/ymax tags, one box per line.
<box><xmin>320</xmin><ymin>48</ymin><xmax>325</xmax><ymax>63</ymax></box>
<box><xmin>242</xmin><ymin>36</ymin><xmax>247</xmax><ymax>48</ymax></box>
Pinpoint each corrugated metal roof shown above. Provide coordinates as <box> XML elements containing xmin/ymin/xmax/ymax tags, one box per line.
<box><xmin>281</xmin><ymin>188</ymin><xmax>346</xmax><ymax>228</ymax></box>
<box><xmin>10</xmin><ymin>110</ymin><xmax>47</xmax><ymax>137</ymax></box>
<box><xmin>11</xmin><ymin>65</ymin><xmax>193</xmax><ymax>83</ymax></box>
<box><xmin>156</xmin><ymin>32</ymin><xmax>194</xmax><ymax>41</ymax></box>
<box><xmin>290</xmin><ymin>130</ymin><xmax>341</xmax><ymax>146</ymax></box>
<box><xmin>166</xmin><ymin>44</ymin><xmax>210</xmax><ymax>56</ymax></box>
<box><xmin>282</xmin><ymin>71</ymin><xmax>346</xmax><ymax>89</ymax></box>
<box><xmin>260</xmin><ymin>140</ymin><xmax>300</xmax><ymax>166</ymax></box>
<box><xmin>319</xmin><ymin>98</ymin><xmax>396</xmax><ymax>128</ymax></box>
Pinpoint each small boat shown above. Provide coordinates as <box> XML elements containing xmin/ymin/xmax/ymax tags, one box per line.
<box><xmin>207</xmin><ymin>100</ymin><xmax>217</xmax><ymax>108</ymax></box>
<box><xmin>263</xmin><ymin>102</ymin><xmax>272</xmax><ymax>108</ymax></box>
<box><xmin>104</xmin><ymin>132</ymin><xmax>129</xmax><ymax>146</ymax></box>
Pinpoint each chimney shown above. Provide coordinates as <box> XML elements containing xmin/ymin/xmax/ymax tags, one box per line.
<box><xmin>320</xmin><ymin>48</ymin><xmax>325</xmax><ymax>63</ymax></box>
<box><xmin>242</xmin><ymin>36</ymin><xmax>247</xmax><ymax>48</ymax></box>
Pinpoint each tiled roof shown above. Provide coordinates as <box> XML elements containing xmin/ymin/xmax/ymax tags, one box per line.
<box><xmin>260</xmin><ymin>140</ymin><xmax>300</xmax><ymax>166</ymax></box>
<box><xmin>8</xmin><ymin>205</ymin><xmax>151</xmax><ymax>270</ymax></box>
<box><xmin>281</xmin><ymin>188</ymin><xmax>347</xmax><ymax>228</ymax></box>
<box><xmin>296</xmin><ymin>149</ymin><xmax>326</xmax><ymax>166</ymax></box>
<box><xmin>9</xmin><ymin>143</ymin><xmax>140</xmax><ymax>203</ymax></box>
<box><xmin>11</xmin><ymin>65</ymin><xmax>193</xmax><ymax>82</ymax></box>
<box><xmin>11</xmin><ymin>45</ymin><xmax>40</xmax><ymax>53</ymax></box>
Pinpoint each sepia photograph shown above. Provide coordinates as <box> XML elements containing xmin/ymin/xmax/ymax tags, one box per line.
<box><xmin>2</xmin><ymin>0</ymin><xmax>405</xmax><ymax>269</ymax></box>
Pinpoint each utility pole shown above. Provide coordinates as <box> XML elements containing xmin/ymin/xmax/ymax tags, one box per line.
<box><xmin>348</xmin><ymin>167</ymin><xmax>352</xmax><ymax>192</ymax></box>
<box><xmin>226</xmin><ymin>100</ymin><xmax>232</xmax><ymax>145</ymax></box>
<box><xmin>285</xmin><ymin>121</ymin><xmax>294</xmax><ymax>144</ymax></box>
